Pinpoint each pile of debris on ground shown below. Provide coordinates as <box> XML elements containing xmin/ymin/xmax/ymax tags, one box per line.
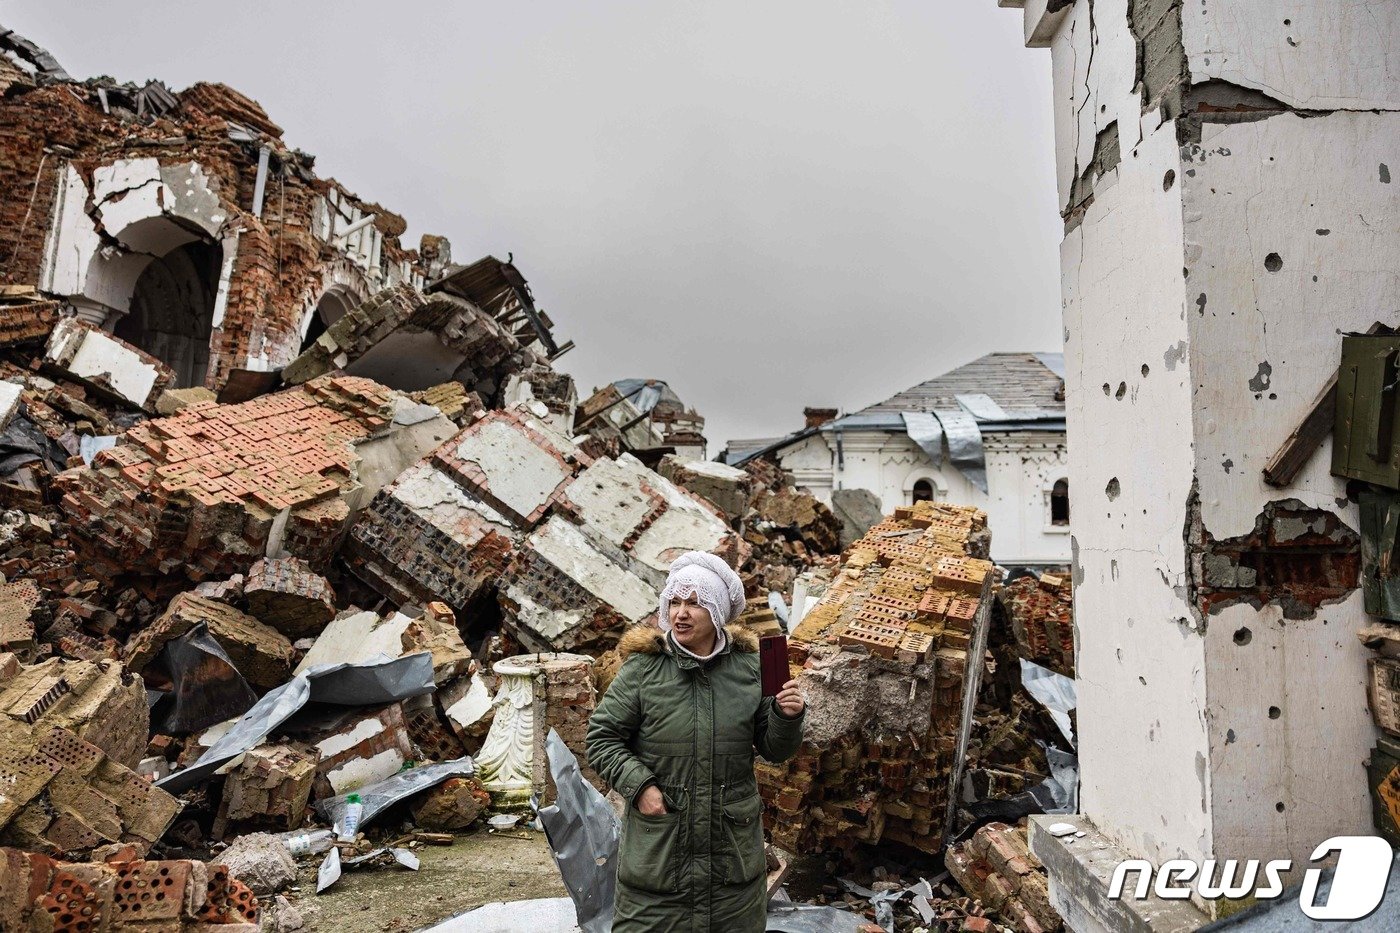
<box><xmin>0</xmin><ymin>25</ymin><xmax>1070</xmax><ymax>933</ymax></box>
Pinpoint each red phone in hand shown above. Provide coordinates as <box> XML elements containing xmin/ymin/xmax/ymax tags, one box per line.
<box><xmin>759</xmin><ymin>634</ymin><xmax>788</xmax><ymax>698</ymax></box>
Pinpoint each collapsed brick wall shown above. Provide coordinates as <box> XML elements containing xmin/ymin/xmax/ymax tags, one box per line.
<box><xmin>761</xmin><ymin>502</ymin><xmax>997</xmax><ymax>856</ymax></box>
<box><xmin>55</xmin><ymin>375</ymin><xmax>417</xmax><ymax>584</ymax></box>
<box><xmin>0</xmin><ymin>79</ymin><xmax>424</xmax><ymax>388</ymax></box>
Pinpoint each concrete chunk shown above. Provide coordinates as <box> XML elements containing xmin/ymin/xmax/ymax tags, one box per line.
<box><xmin>43</xmin><ymin>317</ymin><xmax>173</xmax><ymax>411</ymax></box>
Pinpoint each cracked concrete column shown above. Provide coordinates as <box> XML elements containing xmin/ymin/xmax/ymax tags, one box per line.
<box><xmin>1000</xmin><ymin>0</ymin><xmax>1399</xmax><ymax>923</ymax></box>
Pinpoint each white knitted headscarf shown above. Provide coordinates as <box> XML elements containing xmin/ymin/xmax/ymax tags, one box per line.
<box><xmin>658</xmin><ymin>552</ymin><xmax>746</xmax><ymax>640</ymax></box>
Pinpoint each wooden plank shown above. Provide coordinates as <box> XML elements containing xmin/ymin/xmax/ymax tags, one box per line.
<box><xmin>1263</xmin><ymin>321</ymin><xmax>1391</xmax><ymax>487</ymax></box>
<box><xmin>1262</xmin><ymin>376</ymin><xmax>1338</xmax><ymax>487</ymax></box>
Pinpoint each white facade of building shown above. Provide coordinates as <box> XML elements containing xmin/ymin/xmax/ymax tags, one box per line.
<box><xmin>999</xmin><ymin>0</ymin><xmax>1400</xmax><ymax>924</ymax></box>
<box><xmin>775</xmin><ymin>429</ymin><xmax>1069</xmax><ymax>567</ymax></box>
<box><xmin>738</xmin><ymin>352</ymin><xmax>1072</xmax><ymax>568</ymax></box>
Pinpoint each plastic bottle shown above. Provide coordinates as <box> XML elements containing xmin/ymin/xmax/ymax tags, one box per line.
<box><xmin>338</xmin><ymin>793</ymin><xmax>364</xmax><ymax>842</ymax></box>
<box><xmin>276</xmin><ymin>829</ymin><xmax>335</xmax><ymax>857</ymax></box>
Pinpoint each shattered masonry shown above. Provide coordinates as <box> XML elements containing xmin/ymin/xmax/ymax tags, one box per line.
<box><xmin>57</xmin><ymin>375</ymin><xmax>455</xmax><ymax>582</ymax></box>
<box><xmin>0</xmin><ymin>845</ymin><xmax>260</xmax><ymax>931</ymax></box>
<box><xmin>759</xmin><ymin>501</ymin><xmax>997</xmax><ymax>854</ymax></box>
<box><xmin>347</xmin><ymin>405</ymin><xmax>743</xmax><ymax>654</ymax></box>
<box><xmin>1188</xmin><ymin>493</ymin><xmax>1360</xmax><ymax>620</ymax></box>
<box><xmin>996</xmin><ymin>572</ymin><xmax>1074</xmax><ymax>678</ymax></box>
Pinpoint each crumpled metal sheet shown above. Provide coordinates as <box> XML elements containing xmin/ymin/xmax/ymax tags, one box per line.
<box><xmin>315</xmin><ymin>757</ymin><xmax>476</xmax><ymax>831</ymax></box>
<box><xmin>318</xmin><ymin>845</ymin><xmax>420</xmax><ymax>894</ymax></box>
<box><xmin>150</xmin><ymin>622</ymin><xmax>257</xmax><ymax>734</ymax></box>
<box><xmin>901</xmin><ymin>412</ymin><xmax>944</xmax><ymax>467</ymax></box>
<box><xmin>1020</xmin><ymin>659</ymin><xmax>1077</xmax><ymax>745</ymax></box>
<box><xmin>934</xmin><ymin>408</ymin><xmax>987</xmax><ymax>493</ymax></box>
<box><xmin>157</xmin><ymin>653</ymin><xmax>436</xmax><ymax>793</ymax></box>
<box><xmin>537</xmin><ymin>729</ymin><xmax>618</xmax><ymax>933</ymax></box>
<box><xmin>837</xmin><ymin>878</ymin><xmax>903</xmax><ymax>931</ymax></box>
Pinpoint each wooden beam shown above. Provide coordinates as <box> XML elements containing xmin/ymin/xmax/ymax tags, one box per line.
<box><xmin>1263</xmin><ymin>321</ymin><xmax>1391</xmax><ymax>487</ymax></box>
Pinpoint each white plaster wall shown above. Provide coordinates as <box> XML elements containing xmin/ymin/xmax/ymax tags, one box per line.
<box><xmin>1060</xmin><ymin>107</ymin><xmax>1211</xmax><ymax>868</ymax></box>
<box><xmin>1030</xmin><ymin>0</ymin><xmax>1400</xmax><ymax>873</ymax></box>
<box><xmin>1182</xmin><ymin>1</ymin><xmax>1400</xmax><ymax>110</ymax></box>
<box><xmin>1185</xmin><ymin>111</ymin><xmax>1397</xmax><ymax>861</ymax></box>
<box><xmin>775</xmin><ymin>430</ymin><xmax>1071</xmax><ymax>566</ymax></box>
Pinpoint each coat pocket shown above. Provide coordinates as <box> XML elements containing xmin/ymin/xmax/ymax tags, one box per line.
<box><xmin>618</xmin><ymin>796</ymin><xmax>686</xmax><ymax>894</ymax></box>
<box><xmin>719</xmin><ymin>791</ymin><xmax>765</xmax><ymax>884</ymax></box>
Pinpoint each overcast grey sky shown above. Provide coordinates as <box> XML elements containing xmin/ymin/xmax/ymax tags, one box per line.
<box><xmin>5</xmin><ymin>0</ymin><xmax>1059</xmax><ymax>452</ymax></box>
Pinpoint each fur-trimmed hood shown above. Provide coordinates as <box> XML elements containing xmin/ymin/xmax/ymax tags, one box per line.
<box><xmin>617</xmin><ymin>623</ymin><xmax>758</xmax><ymax>661</ymax></box>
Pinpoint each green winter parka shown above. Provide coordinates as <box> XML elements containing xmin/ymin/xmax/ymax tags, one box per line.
<box><xmin>586</xmin><ymin>623</ymin><xmax>805</xmax><ymax>933</ymax></box>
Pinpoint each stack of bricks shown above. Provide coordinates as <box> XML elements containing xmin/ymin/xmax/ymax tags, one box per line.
<box><xmin>760</xmin><ymin>501</ymin><xmax>997</xmax><ymax>856</ymax></box>
<box><xmin>0</xmin><ymin>577</ymin><xmax>41</xmax><ymax>659</ymax></box>
<box><xmin>56</xmin><ymin>375</ymin><xmax>403</xmax><ymax>582</ymax></box>
<box><xmin>996</xmin><ymin>573</ymin><xmax>1074</xmax><ymax>677</ymax></box>
<box><xmin>0</xmin><ymin>294</ymin><xmax>60</xmax><ymax>347</ymax></box>
<box><xmin>214</xmin><ymin>742</ymin><xmax>318</xmax><ymax>837</ymax></box>
<box><xmin>945</xmin><ymin>822</ymin><xmax>1062</xmax><ymax>933</ymax></box>
<box><xmin>0</xmin><ymin>846</ymin><xmax>260</xmax><ymax>931</ymax></box>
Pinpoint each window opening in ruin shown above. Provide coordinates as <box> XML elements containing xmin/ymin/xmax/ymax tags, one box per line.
<box><xmin>300</xmin><ymin>290</ymin><xmax>353</xmax><ymax>352</ymax></box>
<box><xmin>912</xmin><ymin>479</ymin><xmax>935</xmax><ymax>503</ymax></box>
<box><xmin>113</xmin><ymin>239</ymin><xmax>222</xmax><ymax>389</ymax></box>
<box><xmin>1051</xmin><ymin>479</ymin><xmax>1070</xmax><ymax>525</ymax></box>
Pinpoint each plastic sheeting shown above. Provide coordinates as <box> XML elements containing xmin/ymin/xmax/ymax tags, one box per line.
<box><xmin>1041</xmin><ymin>745</ymin><xmax>1079</xmax><ymax>815</ymax></box>
<box><xmin>538</xmin><ymin>729</ymin><xmax>619</xmax><ymax>933</ymax></box>
<box><xmin>1020</xmin><ymin>659</ymin><xmax>1077</xmax><ymax>745</ymax></box>
<box><xmin>157</xmin><ymin>653</ymin><xmax>436</xmax><ymax>793</ymax></box>
<box><xmin>315</xmin><ymin>757</ymin><xmax>476</xmax><ymax>831</ymax></box>
<box><xmin>149</xmin><ymin>622</ymin><xmax>257</xmax><ymax>734</ymax></box>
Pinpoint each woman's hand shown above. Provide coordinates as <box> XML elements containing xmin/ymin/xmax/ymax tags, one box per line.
<box><xmin>775</xmin><ymin>679</ymin><xmax>805</xmax><ymax>718</ymax></box>
<box><xmin>636</xmin><ymin>785</ymin><xmax>667</xmax><ymax>816</ymax></box>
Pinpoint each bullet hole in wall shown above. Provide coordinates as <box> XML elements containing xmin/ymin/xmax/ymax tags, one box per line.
<box><xmin>1265</xmin><ymin>253</ymin><xmax>1283</xmax><ymax>272</ymax></box>
<box><xmin>1234</xmin><ymin>626</ymin><xmax>1252</xmax><ymax>645</ymax></box>
<box><xmin>1268</xmin><ymin>706</ymin><xmax>1281</xmax><ymax>719</ymax></box>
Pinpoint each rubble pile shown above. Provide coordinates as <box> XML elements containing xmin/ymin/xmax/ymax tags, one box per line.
<box><xmin>946</xmin><ymin>822</ymin><xmax>1062</xmax><ymax>933</ymax></box>
<box><xmin>758</xmin><ymin>501</ymin><xmax>998</xmax><ymax>855</ymax></box>
<box><xmin>995</xmin><ymin>573</ymin><xmax>1074</xmax><ymax>678</ymax></box>
<box><xmin>0</xmin><ymin>846</ymin><xmax>261</xmax><ymax>931</ymax></box>
<box><xmin>347</xmin><ymin>405</ymin><xmax>744</xmax><ymax>655</ymax></box>
<box><xmin>0</xmin><ymin>25</ymin><xmax>1072</xmax><ymax>933</ymax></box>
<box><xmin>57</xmin><ymin>375</ymin><xmax>456</xmax><ymax>583</ymax></box>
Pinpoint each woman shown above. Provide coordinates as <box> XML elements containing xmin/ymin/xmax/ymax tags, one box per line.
<box><xmin>587</xmin><ymin>551</ymin><xmax>806</xmax><ymax>933</ymax></box>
